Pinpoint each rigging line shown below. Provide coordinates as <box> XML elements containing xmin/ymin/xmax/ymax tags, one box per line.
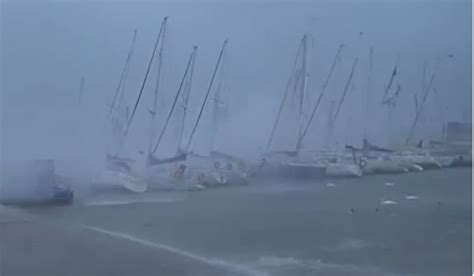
<box><xmin>116</xmin><ymin>54</ymin><xmax>132</xmax><ymax>111</ymax></box>
<box><xmin>332</xmin><ymin>58</ymin><xmax>359</xmax><ymax>123</ymax></box>
<box><xmin>150</xmin><ymin>21</ymin><xmax>167</xmax><ymax>117</ymax></box>
<box><xmin>364</xmin><ymin>46</ymin><xmax>374</xmax><ymax>139</ymax></box>
<box><xmin>152</xmin><ymin>46</ymin><xmax>197</xmax><ymax>154</ymax></box>
<box><xmin>185</xmin><ymin>40</ymin><xmax>227</xmax><ymax>152</ymax></box>
<box><xmin>123</xmin><ymin>16</ymin><xmax>168</xmax><ymax>137</ymax></box>
<box><xmin>148</xmin><ymin>28</ymin><xmax>167</xmax><ymax>153</ymax></box>
<box><xmin>296</xmin><ymin>44</ymin><xmax>344</xmax><ymax>147</ymax></box>
<box><xmin>210</xmin><ymin>47</ymin><xmax>227</xmax><ymax>152</ymax></box>
<box><xmin>296</xmin><ymin>35</ymin><xmax>311</xmax><ymax>152</ymax></box>
<box><xmin>108</xmin><ymin>29</ymin><xmax>137</xmax><ymax>118</ymax></box>
<box><xmin>382</xmin><ymin>63</ymin><xmax>398</xmax><ymax>102</ymax></box>
<box><xmin>117</xmin><ymin>31</ymin><xmax>139</xmax><ymax>113</ymax></box>
<box><xmin>177</xmin><ymin>49</ymin><xmax>197</xmax><ymax>151</ymax></box>
<box><xmin>265</xmin><ymin>37</ymin><xmax>305</xmax><ymax>151</ymax></box>
<box><xmin>405</xmin><ymin>69</ymin><xmax>436</xmax><ymax>144</ymax></box>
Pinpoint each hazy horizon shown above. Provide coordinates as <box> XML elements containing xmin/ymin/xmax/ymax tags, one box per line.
<box><xmin>1</xmin><ymin>0</ymin><xmax>471</xmax><ymax>175</ymax></box>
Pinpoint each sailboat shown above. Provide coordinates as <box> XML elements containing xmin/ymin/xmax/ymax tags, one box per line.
<box><xmin>144</xmin><ymin>45</ymin><xmax>207</xmax><ymax>191</ymax></box>
<box><xmin>277</xmin><ymin>40</ymin><xmax>366</xmax><ymax>178</ymax></box>
<box><xmin>104</xmin><ymin>29</ymin><xmax>137</xmax><ymax>173</ymax></box>
<box><xmin>386</xmin><ymin>62</ymin><xmax>442</xmax><ymax>170</ymax></box>
<box><xmin>319</xmin><ymin>57</ymin><xmax>363</xmax><ymax>177</ymax></box>
<box><xmin>145</xmin><ymin>40</ymin><xmax>244</xmax><ymax>190</ymax></box>
<box><xmin>256</xmin><ymin>35</ymin><xmax>329</xmax><ymax>179</ymax></box>
<box><xmin>413</xmin><ymin>62</ymin><xmax>471</xmax><ymax>167</ymax></box>
<box><xmin>95</xmin><ymin>29</ymin><xmax>146</xmax><ymax>192</ymax></box>
<box><xmin>357</xmin><ymin>138</ymin><xmax>417</xmax><ymax>174</ymax></box>
<box><xmin>349</xmin><ymin>48</ymin><xmax>415</xmax><ymax>174</ymax></box>
<box><xmin>205</xmin><ymin>41</ymin><xmax>249</xmax><ymax>186</ymax></box>
<box><xmin>98</xmin><ymin>17</ymin><xmax>169</xmax><ymax>193</ymax></box>
<box><xmin>183</xmin><ymin>39</ymin><xmax>248</xmax><ymax>187</ymax></box>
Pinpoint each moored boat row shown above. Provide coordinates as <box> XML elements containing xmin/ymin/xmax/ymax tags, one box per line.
<box><xmin>85</xmin><ymin>18</ymin><xmax>472</xmax><ymax>194</ymax></box>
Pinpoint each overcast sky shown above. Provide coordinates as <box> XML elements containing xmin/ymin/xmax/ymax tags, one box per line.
<box><xmin>1</xmin><ymin>0</ymin><xmax>471</xmax><ymax>173</ymax></box>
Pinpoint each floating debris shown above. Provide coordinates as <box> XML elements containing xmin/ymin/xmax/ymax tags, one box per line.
<box><xmin>326</xmin><ymin>183</ymin><xmax>336</xmax><ymax>187</ymax></box>
<box><xmin>405</xmin><ymin>195</ymin><xmax>419</xmax><ymax>200</ymax></box>
<box><xmin>195</xmin><ymin>184</ymin><xmax>206</xmax><ymax>190</ymax></box>
<box><xmin>384</xmin><ymin>182</ymin><xmax>395</xmax><ymax>186</ymax></box>
<box><xmin>381</xmin><ymin>200</ymin><xmax>398</xmax><ymax>205</ymax></box>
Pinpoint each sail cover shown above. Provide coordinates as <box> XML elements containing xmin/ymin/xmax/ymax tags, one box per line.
<box><xmin>148</xmin><ymin>153</ymin><xmax>187</xmax><ymax>166</ymax></box>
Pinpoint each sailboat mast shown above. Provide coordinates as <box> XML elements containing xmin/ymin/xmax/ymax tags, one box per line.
<box><xmin>210</xmin><ymin>45</ymin><xmax>227</xmax><ymax>152</ymax></box>
<box><xmin>177</xmin><ymin>47</ymin><xmax>197</xmax><ymax>152</ymax></box>
<box><xmin>124</xmin><ymin>16</ymin><xmax>168</xmax><ymax>137</ymax></box>
<box><xmin>405</xmin><ymin>70</ymin><xmax>436</xmax><ymax>144</ymax></box>
<box><xmin>290</xmin><ymin>69</ymin><xmax>303</xmax><ymax>109</ymax></box>
<box><xmin>324</xmin><ymin>100</ymin><xmax>336</xmax><ymax>147</ymax></box>
<box><xmin>332</xmin><ymin>58</ymin><xmax>358</xmax><ymax>122</ymax></box>
<box><xmin>364</xmin><ymin>46</ymin><xmax>373</xmax><ymax>139</ymax></box>
<box><xmin>296</xmin><ymin>44</ymin><xmax>344</xmax><ymax>148</ymax></box>
<box><xmin>265</xmin><ymin>37</ymin><xmax>304</xmax><ymax>151</ymax></box>
<box><xmin>185</xmin><ymin>40</ymin><xmax>227</xmax><ymax>152</ymax></box>
<box><xmin>382</xmin><ymin>64</ymin><xmax>397</xmax><ymax>102</ymax></box>
<box><xmin>432</xmin><ymin>88</ymin><xmax>447</xmax><ymax>141</ymax></box>
<box><xmin>116</xmin><ymin>45</ymin><xmax>134</xmax><ymax>112</ymax></box>
<box><xmin>295</xmin><ymin>35</ymin><xmax>310</xmax><ymax>152</ymax></box>
<box><xmin>108</xmin><ymin>29</ymin><xmax>137</xmax><ymax>118</ymax></box>
<box><xmin>148</xmin><ymin>23</ymin><xmax>167</xmax><ymax>153</ymax></box>
<box><xmin>299</xmin><ymin>35</ymin><xmax>308</xmax><ymax>122</ymax></box>
<box><xmin>152</xmin><ymin>46</ymin><xmax>198</xmax><ymax>155</ymax></box>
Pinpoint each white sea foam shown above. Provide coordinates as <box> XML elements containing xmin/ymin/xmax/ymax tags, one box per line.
<box><xmin>381</xmin><ymin>200</ymin><xmax>398</xmax><ymax>205</ymax></box>
<box><xmin>84</xmin><ymin>225</ymin><xmax>262</xmax><ymax>276</ymax></box>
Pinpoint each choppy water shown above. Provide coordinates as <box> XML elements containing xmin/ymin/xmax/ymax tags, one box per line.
<box><xmin>25</xmin><ymin>168</ymin><xmax>471</xmax><ymax>275</ymax></box>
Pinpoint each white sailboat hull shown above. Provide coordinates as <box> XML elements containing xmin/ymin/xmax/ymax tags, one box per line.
<box><xmin>362</xmin><ymin>158</ymin><xmax>409</xmax><ymax>175</ymax></box>
<box><xmin>325</xmin><ymin>163</ymin><xmax>362</xmax><ymax>177</ymax></box>
<box><xmin>391</xmin><ymin>153</ymin><xmax>442</xmax><ymax>169</ymax></box>
<box><xmin>96</xmin><ymin>170</ymin><xmax>148</xmax><ymax>193</ymax></box>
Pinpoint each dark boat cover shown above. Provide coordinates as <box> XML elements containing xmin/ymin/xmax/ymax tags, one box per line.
<box><xmin>148</xmin><ymin>152</ymin><xmax>187</xmax><ymax>166</ymax></box>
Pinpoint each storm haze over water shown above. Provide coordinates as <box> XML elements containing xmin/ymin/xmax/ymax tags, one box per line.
<box><xmin>1</xmin><ymin>0</ymin><xmax>471</xmax><ymax>175</ymax></box>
